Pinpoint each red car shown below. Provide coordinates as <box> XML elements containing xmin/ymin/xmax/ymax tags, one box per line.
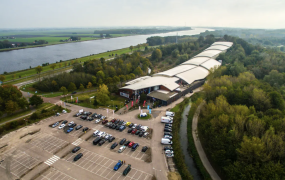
<box><xmin>102</xmin><ymin>120</ymin><xmax>108</xmax><ymax>124</ymax></box>
<box><xmin>111</xmin><ymin>119</ymin><xmax>116</xmax><ymax>123</ymax></box>
<box><xmin>131</xmin><ymin>129</ymin><xmax>137</xmax><ymax>134</ymax></box>
<box><xmin>128</xmin><ymin>141</ymin><xmax>135</xmax><ymax>148</ymax></box>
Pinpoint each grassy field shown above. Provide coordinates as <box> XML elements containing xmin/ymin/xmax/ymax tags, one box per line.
<box><xmin>3</xmin><ymin>46</ymin><xmax>143</xmax><ymax>84</ymax></box>
<box><xmin>0</xmin><ymin>103</ymin><xmax>54</xmax><ymax>124</ymax></box>
<box><xmin>61</xmin><ymin>92</ymin><xmax>126</xmax><ymax>110</ymax></box>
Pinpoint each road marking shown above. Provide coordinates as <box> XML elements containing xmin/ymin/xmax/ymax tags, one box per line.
<box><xmin>72</xmin><ymin>138</ymin><xmax>83</xmax><ymax>146</ymax></box>
<box><xmin>44</xmin><ymin>155</ymin><xmax>60</xmax><ymax>166</ymax></box>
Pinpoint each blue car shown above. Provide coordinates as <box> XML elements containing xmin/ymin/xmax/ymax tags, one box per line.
<box><xmin>119</xmin><ymin>125</ymin><xmax>126</xmax><ymax>132</ymax></box>
<box><xmin>113</xmin><ymin>160</ymin><xmax>123</xmax><ymax>171</ymax></box>
<box><xmin>67</xmin><ymin>128</ymin><xmax>74</xmax><ymax>133</ymax></box>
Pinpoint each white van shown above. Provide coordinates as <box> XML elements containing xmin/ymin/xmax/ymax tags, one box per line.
<box><xmin>166</xmin><ymin>111</ymin><xmax>175</xmax><ymax>117</ymax></box>
<box><xmin>161</xmin><ymin>117</ymin><xmax>173</xmax><ymax>123</ymax></box>
<box><xmin>161</xmin><ymin>138</ymin><xmax>173</xmax><ymax>145</ymax></box>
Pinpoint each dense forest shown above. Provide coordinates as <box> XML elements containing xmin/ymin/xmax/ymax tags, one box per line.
<box><xmin>93</xmin><ymin>27</ymin><xmax>191</xmax><ymax>34</ymax></box>
<box><xmin>198</xmin><ymin>35</ymin><xmax>285</xmax><ymax>179</ymax></box>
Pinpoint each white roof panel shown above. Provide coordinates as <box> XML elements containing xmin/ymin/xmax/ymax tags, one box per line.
<box><xmin>125</xmin><ymin>76</ymin><xmax>151</xmax><ymax>85</ymax></box>
<box><xmin>182</xmin><ymin>57</ymin><xmax>211</xmax><ymax>65</ymax></box>
<box><xmin>212</xmin><ymin>41</ymin><xmax>233</xmax><ymax>47</ymax></box>
<box><xmin>195</xmin><ymin>50</ymin><xmax>222</xmax><ymax>58</ymax></box>
<box><xmin>200</xmin><ymin>59</ymin><xmax>221</xmax><ymax>70</ymax></box>
<box><xmin>154</xmin><ymin>65</ymin><xmax>197</xmax><ymax>77</ymax></box>
<box><xmin>175</xmin><ymin>67</ymin><xmax>209</xmax><ymax>84</ymax></box>
<box><xmin>206</xmin><ymin>45</ymin><xmax>229</xmax><ymax>51</ymax></box>
<box><xmin>121</xmin><ymin>76</ymin><xmax>179</xmax><ymax>91</ymax></box>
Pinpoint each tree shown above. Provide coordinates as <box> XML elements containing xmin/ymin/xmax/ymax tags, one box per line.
<box><xmin>5</xmin><ymin>100</ymin><xmax>18</xmax><ymax>114</ymax></box>
<box><xmin>129</xmin><ymin>46</ymin><xmax>134</xmax><ymax>52</ymax></box>
<box><xmin>91</xmin><ymin>76</ymin><xmax>97</xmax><ymax>86</ymax></box>
<box><xmin>35</xmin><ymin>66</ymin><xmax>43</xmax><ymax>80</ymax></box>
<box><xmin>97</xmin><ymin>84</ymin><xmax>109</xmax><ymax>95</ymax></box>
<box><xmin>151</xmin><ymin>49</ymin><xmax>162</xmax><ymax>60</ymax></box>
<box><xmin>86</xmin><ymin>82</ymin><xmax>92</xmax><ymax>92</ymax></box>
<box><xmin>59</xmin><ymin>86</ymin><xmax>68</xmax><ymax>96</ymax></box>
<box><xmin>79</xmin><ymin>84</ymin><xmax>85</xmax><ymax>91</ymax></box>
<box><xmin>171</xmin><ymin>49</ymin><xmax>180</xmax><ymax>58</ymax></box>
<box><xmin>51</xmin><ymin>80</ymin><xmax>57</xmax><ymax>87</ymax></box>
<box><xmin>119</xmin><ymin>75</ymin><xmax>126</xmax><ymax>86</ymax></box>
<box><xmin>96</xmin><ymin>84</ymin><xmax>110</xmax><ymax>105</ymax></box>
<box><xmin>0</xmin><ymin>75</ymin><xmax>6</xmax><ymax>84</ymax></box>
<box><xmin>68</xmin><ymin>82</ymin><xmax>77</xmax><ymax>92</ymax></box>
<box><xmin>29</xmin><ymin>94</ymin><xmax>43</xmax><ymax>107</ymax></box>
<box><xmin>134</xmin><ymin>67</ymin><xmax>143</xmax><ymax>76</ymax></box>
<box><xmin>96</xmin><ymin>70</ymin><xmax>105</xmax><ymax>81</ymax></box>
<box><xmin>50</xmin><ymin>64</ymin><xmax>57</xmax><ymax>72</ymax></box>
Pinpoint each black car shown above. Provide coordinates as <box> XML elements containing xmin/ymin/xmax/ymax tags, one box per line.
<box><xmin>127</xmin><ymin>128</ymin><xmax>133</xmax><ymax>133</ymax></box>
<box><xmin>124</xmin><ymin>140</ymin><xmax>131</xmax><ymax>146</ymax></box>
<box><xmin>72</xmin><ymin>146</ymin><xmax>81</xmax><ymax>153</ymax></box>
<box><xmin>164</xmin><ymin>146</ymin><xmax>173</xmax><ymax>151</ymax></box>
<box><xmin>139</xmin><ymin>131</ymin><xmax>144</xmax><ymax>137</ymax></box>
<box><xmin>135</xmin><ymin>130</ymin><xmax>141</xmax><ymax>135</ymax></box>
<box><xmin>75</xmin><ymin>125</ymin><xmax>82</xmax><ymax>130</ymax></box>
<box><xmin>165</xmin><ymin>124</ymin><xmax>172</xmax><ymax>127</ymax></box>
<box><xmin>87</xmin><ymin>117</ymin><xmax>94</xmax><ymax>121</ymax></box>
<box><xmin>116</xmin><ymin>125</ymin><xmax>120</xmax><ymax>130</ymax></box>
<box><xmin>81</xmin><ymin>115</ymin><xmax>87</xmax><ymax>120</ymax></box>
<box><xmin>123</xmin><ymin>165</ymin><xmax>131</xmax><ymax>176</ymax></box>
<box><xmin>111</xmin><ymin>142</ymin><xmax>118</xmax><ymax>149</ymax></box>
<box><xmin>120</xmin><ymin>138</ymin><xmax>126</xmax><ymax>145</ymax></box>
<box><xmin>74</xmin><ymin>153</ymin><xmax>83</xmax><ymax>161</ymax></box>
<box><xmin>164</xmin><ymin>132</ymin><xmax>173</xmax><ymax>136</ymax></box>
<box><xmin>128</xmin><ymin>123</ymin><xmax>134</xmax><ymax>128</ymax></box>
<box><xmin>109</xmin><ymin>123</ymin><xmax>114</xmax><ymax>129</ymax></box>
<box><xmin>118</xmin><ymin>120</ymin><xmax>124</xmax><ymax>125</ymax></box>
<box><xmin>112</xmin><ymin>124</ymin><xmax>117</xmax><ymax>129</ymax></box>
<box><xmin>71</xmin><ymin>123</ymin><xmax>77</xmax><ymax>128</ymax></box>
<box><xmin>164</xmin><ymin>128</ymin><xmax>172</xmax><ymax>132</ymax></box>
<box><xmin>98</xmin><ymin>139</ymin><xmax>106</xmax><ymax>146</ymax></box>
<box><xmin>62</xmin><ymin>120</ymin><xmax>68</xmax><ymax>124</ymax></box>
<box><xmin>91</xmin><ymin>113</ymin><xmax>97</xmax><ymax>117</ymax></box>
<box><xmin>190</xmin><ymin>90</ymin><xmax>193</xmax><ymax>93</ymax></box>
<box><xmin>142</xmin><ymin>146</ymin><xmax>148</xmax><ymax>152</ymax></box>
<box><xmin>108</xmin><ymin>136</ymin><xmax>115</xmax><ymax>142</ymax></box>
<box><xmin>136</xmin><ymin>124</ymin><xmax>142</xmax><ymax>130</ymax></box>
<box><xmin>72</xmin><ymin>91</ymin><xmax>77</xmax><ymax>94</ymax></box>
<box><xmin>93</xmin><ymin>137</ymin><xmax>102</xmax><ymax>145</ymax></box>
<box><xmin>82</xmin><ymin>127</ymin><xmax>89</xmax><ymax>132</ymax></box>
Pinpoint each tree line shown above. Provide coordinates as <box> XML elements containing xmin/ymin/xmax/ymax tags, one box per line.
<box><xmin>198</xmin><ymin>35</ymin><xmax>285</xmax><ymax>179</ymax></box>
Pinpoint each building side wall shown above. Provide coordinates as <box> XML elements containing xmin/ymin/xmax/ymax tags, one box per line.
<box><xmin>159</xmin><ymin>85</ymin><xmax>171</xmax><ymax>91</ymax></box>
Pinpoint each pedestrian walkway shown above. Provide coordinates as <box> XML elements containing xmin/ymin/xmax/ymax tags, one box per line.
<box><xmin>44</xmin><ymin>155</ymin><xmax>60</xmax><ymax>166</ymax></box>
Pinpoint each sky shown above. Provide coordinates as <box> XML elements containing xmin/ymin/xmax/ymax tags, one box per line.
<box><xmin>1</xmin><ymin>0</ymin><xmax>285</xmax><ymax>29</ymax></box>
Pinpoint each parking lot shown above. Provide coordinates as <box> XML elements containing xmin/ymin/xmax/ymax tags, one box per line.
<box><xmin>63</xmin><ymin>148</ymin><xmax>152</xmax><ymax>180</ymax></box>
<box><xmin>36</xmin><ymin>167</ymin><xmax>76</xmax><ymax>180</ymax></box>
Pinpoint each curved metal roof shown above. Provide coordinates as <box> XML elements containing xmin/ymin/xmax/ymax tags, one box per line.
<box><xmin>195</xmin><ymin>50</ymin><xmax>222</xmax><ymax>58</ymax></box>
<box><xmin>154</xmin><ymin>65</ymin><xmax>197</xmax><ymax>77</ymax></box>
<box><xmin>206</xmin><ymin>45</ymin><xmax>229</xmax><ymax>51</ymax></box>
<box><xmin>200</xmin><ymin>59</ymin><xmax>221</xmax><ymax>70</ymax></box>
<box><xmin>212</xmin><ymin>41</ymin><xmax>233</xmax><ymax>47</ymax></box>
<box><xmin>182</xmin><ymin>57</ymin><xmax>211</xmax><ymax>65</ymax></box>
<box><xmin>175</xmin><ymin>67</ymin><xmax>209</xmax><ymax>84</ymax></box>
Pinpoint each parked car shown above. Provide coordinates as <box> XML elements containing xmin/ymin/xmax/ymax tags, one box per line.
<box><xmin>105</xmin><ymin>134</ymin><xmax>112</xmax><ymax>140</ymax></box>
<box><xmin>93</xmin><ymin>137</ymin><xmax>102</xmax><ymax>145</ymax></box>
<box><xmin>128</xmin><ymin>123</ymin><xmax>134</xmax><ymax>128</ymax></box>
<box><xmin>95</xmin><ymin>119</ymin><xmax>101</xmax><ymax>123</ymax></box>
<box><xmin>123</xmin><ymin>165</ymin><xmax>132</xmax><ymax>176</ymax></box>
<box><xmin>118</xmin><ymin>146</ymin><xmax>126</xmax><ymax>153</ymax></box>
<box><xmin>52</xmin><ymin>122</ymin><xmax>59</xmax><ymax>128</ymax></box>
<box><xmin>74</xmin><ymin>113</ymin><xmax>81</xmax><ymax>117</ymax></box>
<box><xmin>164</xmin><ymin>128</ymin><xmax>172</xmax><ymax>132</ymax></box>
<box><xmin>72</xmin><ymin>146</ymin><xmax>81</xmax><ymax>153</ymax></box>
<box><xmin>111</xmin><ymin>119</ymin><xmax>116</xmax><ymax>123</ymax></box>
<box><xmin>70</xmin><ymin>123</ymin><xmax>77</xmax><ymax>128</ymax></box>
<box><xmin>124</xmin><ymin>140</ymin><xmax>131</xmax><ymax>146</ymax></box>
<box><xmin>128</xmin><ymin>141</ymin><xmax>134</xmax><ymax>148</ymax></box>
<box><xmin>62</xmin><ymin>120</ymin><xmax>68</xmax><ymax>124</ymax></box>
<box><xmin>71</xmin><ymin>91</ymin><xmax>77</xmax><ymax>94</ymax></box>
<box><xmin>80</xmin><ymin>115</ymin><xmax>87</xmax><ymax>120</ymax></box>
<box><xmin>165</xmin><ymin>150</ymin><xmax>174</xmax><ymax>154</ymax></box>
<box><xmin>127</xmin><ymin>128</ymin><xmax>133</xmax><ymax>133</ymax></box>
<box><xmin>98</xmin><ymin>139</ymin><xmax>106</xmax><ymax>146</ymax></box>
<box><xmin>131</xmin><ymin>129</ymin><xmax>137</xmax><ymax>134</ymax></box>
<box><xmin>164</xmin><ymin>132</ymin><xmax>173</xmax><ymax>136</ymax></box>
<box><xmin>164</xmin><ymin>146</ymin><xmax>173</xmax><ymax>151</ymax></box>
<box><xmin>142</xmin><ymin>146</ymin><xmax>148</xmax><ymax>152</ymax></box>
<box><xmin>136</xmin><ymin>124</ymin><xmax>142</xmax><ymax>130</ymax></box>
<box><xmin>119</xmin><ymin>125</ymin><xmax>126</xmax><ymax>132</ymax></box>
<box><xmin>87</xmin><ymin>117</ymin><xmax>94</xmax><ymax>121</ymax></box>
<box><xmin>116</xmin><ymin>125</ymin><xmax>121</xmax><ymax>130</ymax></box>
<box><xmin>58</xmin><ymin>124</ymin><xmax>65</xmax><ymax>129</ymax></box>
<box><xmin>164</xmin><ymin>135</ymin><xmax>172</xmax><ymax>140</ymax></box>
<box><xmin>126</xmin><ymin>122</ymin><xmax>131</xmax><ymax>126</ymax></box>
<box><xmin>91</xmin><ymin>113</ymin><xmax>97</xmax><ymax>117</ymax></box>
<box><xmin>113</xmin><ymin>160</ymin><xmax>123</xmax><ymax>171</ymax></box>
<box><xmin>143</xmin><ymin>132</ymin><xmax>149</xmax><ymax>137</ymax></box>
<box><xmin>93</xmin><ymin>130</ymin><xmax>100</xmax><ymax>136</ymax></box>
<box><xmin>111</xmin><ymin>142</ymin><xmax>118</xmax><ymax>149</ymax></box>
<box><xmin>105</xmin><ymin>122</ymin><xmax>112</xmax><ymax>127</ymax></box>
<box><xmin>75</xmin><ymin>125</ymin><xmax>83</xmax><ymax>130</ymax></box>
<box><xmin>68</xmin><ymin>121</ymin><xmax>74</xmax><ymax>126</ymax></box>
<box><xmin>108</xmin><ymin>136</ymin><xmax>115</xmax><ymax>142</ymax></box>
<box><xmin>135</xmin><ymin>130</ymin><xmax>141</xmax><ymax>135</ymax></box>
<box><xmin>131</xmin><ymin>143</ymin><xmax>139</xmax><ymax>151</ymax></box>
<box><xmin>165</xmin><ymin>153</ymin><xmax>174</xmax><ymax>158</ymax></box>
<box><xmin>119</xmin><ymin>138</ymin><xmax>126</xmax><ymax>145</ymax></box>
<box><xmin>82</xmin><ymin>127</ymin><xmax>89</xmax><ymax>132</ymax></box>
<box><xmin>102</xmin><ymin>120</ymin><xmax>108</xmax><ymax>124</ymax></box>
<box><xmin>139</xmin><ymin>131</ymin><xmax>144</xmax><ymax>137</ymax></box>
<box><xmin>67</xmin><ymin>128</ymin><xmax>74</xmax><ymax>133</ymax></box>
<box><xmin>74</xmin><ymin>153</ymin><xmax>83</xmax><ymax>161</ymax></box>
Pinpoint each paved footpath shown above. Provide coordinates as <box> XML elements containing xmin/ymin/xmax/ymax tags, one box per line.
<box><xmin>192</xmin><ymin>102</ymin><xmax>221</xmax><ymax>180</ymax></box>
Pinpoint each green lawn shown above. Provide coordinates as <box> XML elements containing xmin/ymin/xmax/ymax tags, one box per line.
<box><xmin>137</xmin><ymin>114</ymin><xmax>151</xmax><ymax>120</ymax></box>
<box><xmin>0</xmin><ymin>103</ymin><xmax>54</xmax><ymax>124</ymax></box>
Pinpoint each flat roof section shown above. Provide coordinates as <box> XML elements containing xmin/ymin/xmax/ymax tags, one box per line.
<box><xmin>182</xmin><ymin>57</ymin><xmax>211</xmax><ymax>65</ymax></box>
<box><xmin>121</xmin><ymin>76</ymin><xmax>179</xmax><ymax>91</ymax></box>
<box><xmin>200</xmin><ymin>59</ymin><xmax>221</xmax><ymax>70</ymax></box>
<box><xmin>206</xmin><ymin>45</ymin><xmax>229</xmax><ymax>51</ymax></box>
<box><xmin>125</xmin><ymin>76</ymin><xmax>151</xmax><ymax>85</ymax></box>
<box><xmin>147</xmin><ymin>91</ymin><xmax>177</xmax><ymax>101</ymax></box>
<box><xmin>154</xmin><ymin>64</ymin><xmax>197</xmax><ymax>77</ymax></box>
<box><xmin>195</xmin><ymin>50</ymin><xmax>222</xmax><ymax>58</ymax></box>
<box><xmin>212</xmin><ymin>41</ymin><xmax>233</xmax><ymax>47</ymax></box>
<box><xmin>175</xmin><ymin>67</ymin><xmax>209</xmax><ymax>84</ymax></box>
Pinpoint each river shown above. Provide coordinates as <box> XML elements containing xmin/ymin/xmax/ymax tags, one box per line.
<box><xmin>180</xmin><ymin>103</ymin><xmax>202</xmax><ymax>180</ymax></box>
<box><xmin>0</xmin><ymin>28</ymin><xmax>213</xmax><ymax>74</ymax></box>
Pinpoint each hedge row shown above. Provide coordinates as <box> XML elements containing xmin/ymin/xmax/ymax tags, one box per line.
<box><xmin>171</xmin><ymin>98</ymin><xmax>193</xmax><ymax>180</ymax></box>
<box><xmin>187</xmin><ymin>94</ymin><xmax>211</xmax><ymax>180</ymax></box>
<box><xmin>0</xmin><ymin>105</ymin><xmax>64</xmax><ymax>137</ymax></box>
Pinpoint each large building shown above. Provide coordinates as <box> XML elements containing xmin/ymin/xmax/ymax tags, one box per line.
<box><xmin>119</xmin><ymin>41</ymin><xmax>233</xmax><ymax>105</ymax></box>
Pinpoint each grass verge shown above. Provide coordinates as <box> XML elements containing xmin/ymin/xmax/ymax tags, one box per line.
<box><xmin>137</xmin><ymin>114</ymin><xmax>151</xmax><ymax>120</ymax></box>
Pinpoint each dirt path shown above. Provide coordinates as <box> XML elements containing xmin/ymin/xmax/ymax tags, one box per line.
<box><xmin>192</xmin><ymin>102</ymin><xmax>221</xmax><ymax>180</ymax></box>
